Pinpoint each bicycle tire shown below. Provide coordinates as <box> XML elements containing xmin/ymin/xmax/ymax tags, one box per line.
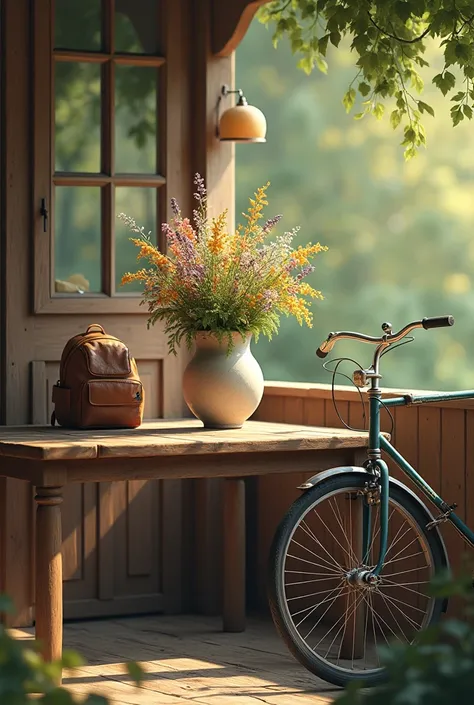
<box><xmin>268</xmin><ymin>473</ymin><xmax>448</xmax><ymax>689</ymax></box>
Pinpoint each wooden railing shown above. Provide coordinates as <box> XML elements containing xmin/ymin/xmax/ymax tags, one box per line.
<box><xmin>252</xmin><ymin>382</ymin><xmax>474</xmax><ymax>615</ymax></box>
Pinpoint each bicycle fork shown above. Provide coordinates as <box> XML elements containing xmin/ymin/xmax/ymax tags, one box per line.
<box><xmin>359</xmin><ymin>391</ymin><xmax>390</xmax><ymax>581</ymax></box>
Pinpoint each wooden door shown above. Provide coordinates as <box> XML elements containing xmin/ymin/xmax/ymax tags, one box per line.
<box><xmin>1</xmin><ymin>0</ymin><xmax>190</xmax><ymax>622</ymax></box>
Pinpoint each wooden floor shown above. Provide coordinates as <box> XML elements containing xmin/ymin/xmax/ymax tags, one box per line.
<box><xmin>12</xmin><ymin>614</ymin><xmax>339</xmax><ymax>704</ymax></box>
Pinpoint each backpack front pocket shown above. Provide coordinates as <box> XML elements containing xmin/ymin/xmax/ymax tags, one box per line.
<box><xmin>80</xmin><ymin>379</ymin><xmax>144</xmax><ymax>428</ymax></box>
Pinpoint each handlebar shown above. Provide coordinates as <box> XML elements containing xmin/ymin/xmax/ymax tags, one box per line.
<box><xmin>316</xmin><ymin>316</ymin><xmax>454</xmax><ymax>359</ymax></box>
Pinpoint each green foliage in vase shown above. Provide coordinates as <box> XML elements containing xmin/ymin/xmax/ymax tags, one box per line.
<box><xmin>0</xmin><ymin>595</ymin><xmax>143</xmax><ymax>704</ymax></box>
<box><xmin>258</xmin><ymin>0</ymin><xmax>474</xmax><ymax>157</ymax></box>
<box><xmin>119</xmin><ymin>175</ymin><xmax>327</xmax><ymax>355</ymax></box>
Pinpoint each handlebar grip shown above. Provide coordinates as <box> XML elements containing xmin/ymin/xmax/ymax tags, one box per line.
<box><xmin>316</xmin><ymin>347</ymin><xmax>328</xmax><ymax>359</ymax></box>
<box><xmin>422</xmin><ymin>315</ymin><xmax>455</xmax><ymax>330</ymax></box>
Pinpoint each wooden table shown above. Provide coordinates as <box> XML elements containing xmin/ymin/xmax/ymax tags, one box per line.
<box><xmin>0</xmin><ymin>418</ymin><xmax>369</xmax><ymax>670</ymax></box>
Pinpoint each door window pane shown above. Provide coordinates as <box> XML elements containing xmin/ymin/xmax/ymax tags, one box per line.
<box><xmin>55</xmin><ymin>62</ymin><xmax>101</xmax><ymax>173</ymax></box>
<box><xmin>115</xmin><ymin>187</ymin><xmax>157</xmax><ymax>292</ymax></box>
<box><xmin>115</xmin><ymin>0</ymin><xmax>160</xmax><ymax>54</ymax></box>
<box><xmin>55</xmin><ymin>187</ymin><xmax>102</xmax><ymax>294</ymax></box>
<box><xmin>115</xmin><ymin>66</ymin><xmax>158</xmax><ymax>173</ymax></box>
<box><xmin>55</xmin><ymin>0</ymin><xmax>102</xmax><ymax>52</ymax></box>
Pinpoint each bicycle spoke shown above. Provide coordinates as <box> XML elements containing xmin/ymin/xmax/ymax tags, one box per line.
<box><xmin>329</xmin><ymin>496</ymin><xmax>359</xmax><ymax>567</ymax></box>
<box><xmin>313</xmin><ymin>510</ymin><xmax>360</xmax><ymax>569</ymax></box>
<box><xmin>286</xmin><ymin>576</ymin><xmax>343</xmax><ymax>586</ymax></box>
<box><xmin>381</xmin><ymin>578</ymin><xmax>430</xmax><ymax>598</ymax></box>
<box><xmin>375</xmin><ymin>591</ymin><xmax>413</xmax><ymax>643</ymax></box>
<box><xmin>286</xmin><ymin>553</ymin><xmax>343</xmax><ymax>573</ymax></box>
<box><xmin>298</xmin><ymin>519</ymin><xmax>347</xmax><ymax>572</ymax></box>
<box><xmin>301</xmin><ymin>586</ymin><xmax>351</xmax><ymax>641</ymax></box>
<box><xmin>288</xmin><ymin>540</ymin><xmax>344</xmax><ymax>574</ymax></box>
<box><xmin>292</xmin><ymin>582</ymin><xmax>347</xmax><ymax>622</ymax></box>
<box><xmin>374</xmin><ymin>589</ymin><xmax>424</xmax><ymax>629</ymax></box>
<box><xmin>287</xmin><ymin>584</ymin><xmax>345</xmax><ymax>602</ymax></box>
<box><xmin>383</xmin><ymin>564</ymin><xmax>430</xmax><ymax>578</ymax></box>
<box><xmin>383</xmin><ymin>550</ymin><xmax>428</xmax><ymax>567</ymax></box>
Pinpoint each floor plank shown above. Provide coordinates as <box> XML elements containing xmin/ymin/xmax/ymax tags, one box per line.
<box><xmin>11</xmin><ymin>615</ymin><xmax>338</xmax><ymax>705</ymax></box>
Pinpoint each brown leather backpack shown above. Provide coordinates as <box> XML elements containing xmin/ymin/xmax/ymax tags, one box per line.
<box><xmin>51</xmin><ymin>324</ymin><xmax>144</xmax><ymax>429</ymax></box>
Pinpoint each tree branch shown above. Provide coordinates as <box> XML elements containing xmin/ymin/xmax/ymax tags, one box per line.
<box><xmin>367</xmin><ymin>12</ymin><xmax>431</xmax><ymax>44</ymax></box>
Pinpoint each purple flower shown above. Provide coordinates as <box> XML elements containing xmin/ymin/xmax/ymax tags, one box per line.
<box><xmin>240</xmin><ymin>250</ymin><xmax>258</xmax><ymax>270</ymax></box>
<box><xmin>296</xmin><ymin>264</ymin><xmax>315</xmax><ymax>281</ymax></box>
<box><xmin>193</xmin><ymin>173</ymin><xmax>206</xmax><ymax>201</ymax></box>
<box><xmin>261</xmin><ymin>289</ymin><xmax>278</xmax><ymax>311</ymax></box>
<box><xmin>162</xmin><ymin>222</ymin><xmax>175</xmax><ymax>241</ymax></box>
<box><xmin>261</xmin><ymin>214</ymin><xmax>282</xmax><ymax>235</ymax></box>
<box><xmin>170</xmin><ymin>197</ymin><xmax>180</xmax><ymax>217</ymax></box>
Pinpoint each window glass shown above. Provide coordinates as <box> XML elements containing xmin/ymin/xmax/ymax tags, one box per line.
<box><xmin>115</xmin><ymin>187</ymin><xmax>157</xmax><ymax>292</ymax></box>
<box><xmin>55</xmin><ymin>0</ymin><xmax>102</xmax><ymax>52</ymax></box>
<box><xmin>55</xmin><ymin>62</ymin><xmax>101</xmax><ymax>173</ymax></box>
<box><xmin>115</xmin><ymin>66</ymin><xmax>158</xmax><ymax>173</ymax></box>
<box><xmin>115</xmin><ymin>0</ymin><xmax>160</xmax><ymax>54</ymax></box>
<box><xmin>54</xmin><ymin>187</ymin><xmax>102</xmax><ymax>294</ymax></box>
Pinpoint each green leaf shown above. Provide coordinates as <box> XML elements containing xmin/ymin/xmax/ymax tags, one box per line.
<box><xmin>126</xmin><ymin>661</ymin><xmax>145</xmax><ymax>684</ymax></box>
<box><xmin>358</xmin><ymin>81</ymin><xmax>371</xmax><ymax>97</ymax></box>
<box><xmin>297</xmin><ymin>55</ymin><xmax>314</xmax><ymax>75</ymax></box>
<box><xmin>353</xmin><ymin>112</ymin><xmax>365</xmax><ymax>120</ymax></box>
<box><xmin>463</xmin><ymin>104</ymin><xmax>473</xmax><ymax>119</ymax></box>
<box><xmin>373</xmin><ymin>102</ymin><xmax>385</xmax><ymax>120</ymax></box>
<box><xmin>455</xmin><ymin>42</ymin><xmax>472</xmax><ymax>63</ymax></box>
<box><xmin>390</xmin><ymin>109</ymin><xmax>402</xmax><ymax>129</ymax></box>
<box><xmin>432</xmin><ymin>71</ymin><xmax>456</xmax><ymax>96</ymax></box>
<box><xmin>404</xmin><ymin>144</ymin><xmax>418</xmax><ymax>160</ymax></box>
<box><xmin>329</xmin><ymin>31</ymin><xmax>341</xmax><ymax>47</ymax></box>
<box><xmin>411</xmin><ymin>71</ymin><xmax>424</xmax><ymax>93</ymax></box>
<box><xmin>395</xmin><ymin>1</ymin><xmax>412</xmax><ymax>23</ymax></box>
<box><xmin>342</xmin><ymin>88</ymin><xmax>356</xmax><ymax>113</ymax></box>
<box><xmin>318</xmin><ymin>34</ymin><xmax>329</xmax><ymax>56</ymax></box>
<box><xmin>417</xmin><ymin>101</ymin><xmax>435</xmax><ymax>117</ymax></box>
<box><xmin>315</xmin><ymin>54</ymin><xmax>328</xmax><ymax>74</ymax></box>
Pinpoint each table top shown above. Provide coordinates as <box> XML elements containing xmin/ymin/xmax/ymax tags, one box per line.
<box><xmin>0</xmin><ymin>418</ymin><xmax>369</xmax><ymax>462</ymax></box>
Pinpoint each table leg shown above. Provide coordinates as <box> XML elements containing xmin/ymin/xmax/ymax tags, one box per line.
<box><xmin>35</xmin><ymin>486</ymin><xmax>63</xmax><ymax>673</ymax></box>
<box><xmin>223</xmin><ymin>478</ymin><xmax>245</xmax><ymax>632</ymax></box>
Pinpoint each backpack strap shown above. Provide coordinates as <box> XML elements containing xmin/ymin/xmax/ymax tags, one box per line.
<box><xmin>51</xmin><ymin>410</ymin><xmax>56</xmax><ymax>427</ymax></box>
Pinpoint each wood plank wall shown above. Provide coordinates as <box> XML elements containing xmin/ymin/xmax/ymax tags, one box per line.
<box><xmin>252</xmin><ymin>383</ymin><xmax>474</xmax><ymax>616</ymax></box>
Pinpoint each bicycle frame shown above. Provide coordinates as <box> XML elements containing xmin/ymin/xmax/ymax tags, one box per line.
<box><xmin>366</xmin><ymin>389</ymin><xmax>474</xmax><ymax>576</ymax></box>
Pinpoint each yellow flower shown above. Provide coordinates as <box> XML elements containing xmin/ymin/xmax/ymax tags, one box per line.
<box><xmin>291</xmin><ymin>242</ymin><xmax>328</xmax><ymax>265</ymax></box>
<box><xmin>208</xmin><ymin>210</ymin><xmax>228</xmax><ymax>254</ymax></box>
<box><xmin>242</xmin><ymin>182</ymin><xmax>270</xmax><ymax>236</ymax></box>
<box><xmin>298</xmin><ymin>282</ymin><xmax>324</xmax><ymax>299</ymax></box>
<box><xmin>130</xmin><ymin>238</ymin><xmax>173</xmax><ymax>270</ymax></box>
<box><xmin>121</xmin><ymin>269</ymin><xmax>148</xmax><ymax>286</ymax></box>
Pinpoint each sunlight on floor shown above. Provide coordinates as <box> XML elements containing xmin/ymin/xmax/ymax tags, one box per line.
<box><xmin>11</xmin><ymin>615</ymin><xmax>338</xmax><ymax>705</ymax></box>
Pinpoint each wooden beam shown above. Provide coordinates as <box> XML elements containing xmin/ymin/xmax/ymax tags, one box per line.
<box><xmin>212</xmin><ymin>0</ymin><xmax>269</xmax><ymax>57</ymax></box>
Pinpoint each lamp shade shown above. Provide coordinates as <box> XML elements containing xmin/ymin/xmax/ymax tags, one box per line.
<box><xmin>219</xmin><ymin>98</ymin><xmax>267</xmax><ymax>143</ymax></box>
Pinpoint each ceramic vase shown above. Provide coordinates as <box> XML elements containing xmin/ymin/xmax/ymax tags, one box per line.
<box><xmin>182</xmin><ymin>331</ymin><xmax>264</xmax><ymax>429</ymax></box>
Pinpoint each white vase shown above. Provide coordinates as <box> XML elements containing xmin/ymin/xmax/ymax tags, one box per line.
<box><xmin>182</xmin><ymin>331</ymin><xmax>264</xmax><ymax>429</ymax></box>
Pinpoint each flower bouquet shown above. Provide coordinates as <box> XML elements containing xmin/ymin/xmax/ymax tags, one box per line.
<box><xmin>119</xmin><ymin>174</ymin><xmax>326</xmax><ymax>428</ymax></box>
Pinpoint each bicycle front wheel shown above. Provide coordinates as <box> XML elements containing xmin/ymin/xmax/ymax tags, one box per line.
<box><xmin>268</xmin><ymin>473</ymin><xmax>447</xmax><ymax>688</ymax></box>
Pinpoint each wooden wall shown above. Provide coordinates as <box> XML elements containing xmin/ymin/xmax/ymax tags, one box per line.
<box><xmin>252</xmin><ymin>382</ymin><xmax>474</xmax><ymax>615</ymax></box>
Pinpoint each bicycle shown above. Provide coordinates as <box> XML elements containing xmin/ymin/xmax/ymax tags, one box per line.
<box><xmin>267</xmin><ymin>315</ymin><xmax>474</xmax><ymax>688</ymax></box>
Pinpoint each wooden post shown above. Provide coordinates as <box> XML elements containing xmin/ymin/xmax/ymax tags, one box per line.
<box><xmin>35</xmin><ymin>486</ymin><xmax>63</xmax><ymax>673</ymax></box>
<box><xmin>223</xmin><ymin>478</ymin><xmax>246</xmax><ymax>632</ymax></box>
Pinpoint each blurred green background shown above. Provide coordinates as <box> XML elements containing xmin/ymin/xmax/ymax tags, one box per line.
<box><xmin>236</xmin><ymin>20</ymin><xmax>474</xmax><ymax>391</ymax></box>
